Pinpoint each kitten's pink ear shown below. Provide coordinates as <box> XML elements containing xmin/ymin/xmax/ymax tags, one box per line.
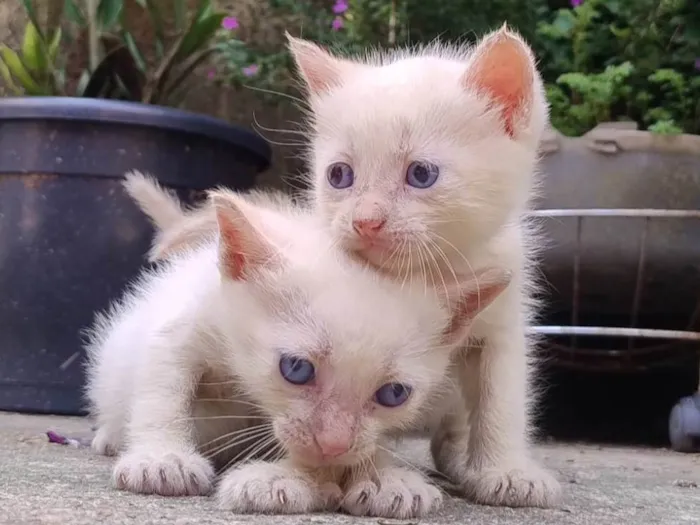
<box><xmin>286</xmin><ymin>33</ymin><xmax>354</xmax><ymax>95</ymax></box>
<box><xmin>462</xmin><ymin>26</ymin><xmax>536</xmax><ymax>137</ymax></box>
<box><xmin>211</xmin><ymin>192</ymin><xmax>276</xmax><ymax>281</ymax></box>
<box><xmin>442</xmin><ymin>268</ymin><xmax>512</xmax><ymax>345</ymax></box>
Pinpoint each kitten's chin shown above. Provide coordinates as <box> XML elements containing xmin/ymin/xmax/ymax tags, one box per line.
<box><xmin>347</xmin><ymin>241</ymin><xmax>395</xmax><ymax>270</ymax></box>
<box><xmin>287</xmin><ymin>448</ymin><xmax>370</xmax><ymax>470</ymax></box>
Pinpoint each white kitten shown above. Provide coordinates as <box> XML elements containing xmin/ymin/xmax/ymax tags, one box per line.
<box><xmin>85</xmin><ymin>185</ymin><xmax>510</xmax><ymax>518</ymax></box>
<box><xmin>286</xmin><ymin>26</ymin><xmax>561</xmax><ymax>508</ymax></box>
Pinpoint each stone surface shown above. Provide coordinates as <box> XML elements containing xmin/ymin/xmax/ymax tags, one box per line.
<box><xmin>1</xmin><ymin>412</ymin><xmax>699</xmax><ymax>525</ymax></box>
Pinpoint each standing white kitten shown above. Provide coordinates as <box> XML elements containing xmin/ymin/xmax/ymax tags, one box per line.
<box><xmin>287</xmin><ymin>26</ymin><xmax>561</xmax><ymax>508</ymax></box>
<box><xmin>85</xmin><ymin>186</ymin><xmax>510</xmax><ymax>518</ymax></box>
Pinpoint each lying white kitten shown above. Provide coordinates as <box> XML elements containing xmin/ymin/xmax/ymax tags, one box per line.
<box><xmin>287</xmin><ymin>26</ymin><xmax>561</xmax><ymax>507</ymax></box>
<box><xmin>85</xmin><ymin>185</ymin><xmax>510</xmax><ymax>517</ymax></box>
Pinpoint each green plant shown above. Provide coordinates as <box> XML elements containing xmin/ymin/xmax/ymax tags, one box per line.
<box><xmin>212</xmin><ymin>0</ymin><xmax>404</xmax><ymax>101</ymax></box>
<box><xmin>0</xmin><ymin>1</ymin><xmax>64</xmax><ymax>96</ymax></box>
<box><xmin>536</xmin><ymin>0</ymin><xmax>700</xmax><ymax>136</ymax></box>
<box><xmin>211</xmin><ymin>0</ymin><xmax>547</xmax><ymax>101</ymax></box>
<box><xmin>0</xmin><ymin>0</ymin><xmax>227</xmax><ymax>105</ymax></box>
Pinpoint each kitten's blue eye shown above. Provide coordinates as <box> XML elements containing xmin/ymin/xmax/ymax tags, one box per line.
<box><xmin>405</xmin><ymin>161</ymin><xmax>439</xmax><ymax>188</ymax></box>
<box><xmin>327</xmin><ymin>162</ymin><xmax>354</xmax><ymax>189</ymax></box>
<box><xmin>374</xmin><ymin>383</ymin><xmax>412</xmax><ymax>407</ymax></box>
<box><xmin>279</xmin><ymin>355</ymin><xmax>315</xmax><ymax>385</ymax></box>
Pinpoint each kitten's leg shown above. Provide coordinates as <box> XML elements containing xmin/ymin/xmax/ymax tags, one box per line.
<box><xmin>112</xmin><ymin>329</ymin><xmax>215</xmax><ymax>496</ymax></box>
<box><xmin>342</xmin><ymin>452</ymin><xmax>443</xmax><ymax>519</ymax></box>
<box><xmin>435</xmin><ymin>317</ymin><xmax>561</xmax><ymax>508</ymax></box>
<box><xmin>217</xmin><ymin>460</ymin><xmax>341</xmax><ymax>514</ymax></box>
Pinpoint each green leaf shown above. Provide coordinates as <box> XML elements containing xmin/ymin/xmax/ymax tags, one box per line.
<box><xmin>64</xmin><ymin>0</ymin><xmax>86</xmax><ymax>25</ymax></box>
<box><xmin>122</xmin><ymin>31</ymin><xmax>147</xmax><ymax>72</ymax></box>
<box><xmin>0</xmin><ymin>55</ymin><xmax>22</xmax><ymax>95</ymax></box>
<box><xmin>162</xmin><ymin>47</ymin><xmax>215</xmax><ymax>100</ymax></box>
<box><xmin>0</xmin><ymin>45</ymin><xmax>42</xmax><ymax>94</ymax></box>
<box><xmin>20</xmin><ymin>0</ymin><xmax>43</xmax><ymax>39</ymax></box>
<box><xmin>144</xmin><ymin>0</ymin><xmax>166</xmax><ymax>58</ymax></box>
<box><xmin>174</xmin><ymin>0</ymin><xmax>186</xmax><ymax>31</ymax></box>
<box><xmin>178</xmin><ymin>13</ymin><xmax>226</xmax><ymax>58</ymax></box>
<box><xmin>48</xmin><ymin>27</ymin><xmax>62</xmax><ymax>65</ymax></box>
<box><xmin>21</xmin><ymin>21</ymin><xmax>47</xmax><ymax>74</ymax></box>
<box><xmin>96</xmin><ymin>0</ymin><xmax>124</xmax><ymax>29</ymax></box>
<box><xmin>192</xmin><ymin>0</ymin><xmax>214</xmax><ymax>24</ymax></box>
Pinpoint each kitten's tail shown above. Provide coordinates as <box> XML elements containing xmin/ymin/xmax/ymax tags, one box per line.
<box><xmin>122</xmin><ymin>170</ymin><xmax>184</xmax><ymax>230</ymax></box>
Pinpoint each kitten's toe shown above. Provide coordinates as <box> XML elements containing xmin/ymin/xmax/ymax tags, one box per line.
<box><xmin>460</xmin><ymin>461</ymin><xmax>561</xmax><ymax>508</ymax></box>
<box><xmin>343</xmin><ymin>467</ymin><xmax>442</xmax><ymax>519</ymax></box>
<box><xmin>91</xmin><ymin>427</ymin><xmax>121</xmax><ymax>456</ymax></box>
<box><xmin>341</xmin><ymin>480</ymin><xmax>378</xmax><ymax>516</ymax></box>
<box><xmin>217</xmin><ymin>461</ymin><xmax>333</xmax><ymax>514</ymax></box>
<box><xmin>113</xmin><ymin>449</ymin><xmax>214</xmax><ymax>496</ymax></box>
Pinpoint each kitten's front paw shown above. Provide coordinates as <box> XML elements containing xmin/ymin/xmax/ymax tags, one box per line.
<box><xmin>113</xmin><ymin>449</ymin><xmax>214</xmax><ymax>496</ymax></box>
<box><xmin>461</xmin><ymin>462</ymin><xmax>561</xmax><ymax>508</ymax></box>
<box><xmin>342</xmin><ymin>467</ymin><xmax>442</xmax><ymax>519</ymax></box>
<box><xmin>217</xmin><ymin>461</ymin><xmax>340</xmax><ymax>514</ymax></box>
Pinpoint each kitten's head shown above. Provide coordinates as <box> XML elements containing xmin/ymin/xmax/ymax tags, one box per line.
<box><xmin>210</xmin><ymin>192</ymin><xmax>510</xmax><ymax>468</ymax></box>
<box><xmin>289</xmin><ymin>28</ymin><xmax>547</xmax><ymax>268</ymax></box>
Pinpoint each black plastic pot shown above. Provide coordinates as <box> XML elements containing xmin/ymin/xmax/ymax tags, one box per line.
<box><xmin>0</xmin><ymin>97</ymin><xmax>272</xmax><ymax>415</ymax></box>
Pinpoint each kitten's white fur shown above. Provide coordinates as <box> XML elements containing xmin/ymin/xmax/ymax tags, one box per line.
<box><xmin>288</xmin><ymin>27</ymin><xmax>561</xmax><ymax>508</ymax></box>
<box><xmin>86</xmin><ymin>183</ymin><xmax>509</xmax><ymax>517</ymax></box>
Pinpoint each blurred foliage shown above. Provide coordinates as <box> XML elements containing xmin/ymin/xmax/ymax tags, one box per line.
<box><xmin>214</xmin><ymin>0</ymin><xmax>700</xmax><ymax>136</ymax></box>
<box><xmin>0</xmin><ymin>0</ymin><xmax>226</xmax><ymax>105</ymax></box>
<box><xmin>537</xmin><ymin>0</ymin><xmax>700</xmax><ymax>136</ymax></box>
<box><xmin>4</xmin><ymin>0</ymin><xmax>699</xmax><ymax>134</ymax></box>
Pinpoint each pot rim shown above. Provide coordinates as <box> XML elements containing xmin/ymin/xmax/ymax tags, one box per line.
<box><xmin>0</xmin><ymin>97</ymin><xmax>272</xmax><ymax>170</ymax></box>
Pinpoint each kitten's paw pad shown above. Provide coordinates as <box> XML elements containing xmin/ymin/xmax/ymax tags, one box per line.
<box><xmin>217</xmin><ymin>461</ymin><xmax>338</xmax><ymax>514</ymax></box>
<box><xmin>462</xmin><ymin>463</ymin><xmax>561</xmax><ymax>508</ymax></box>
<box><xmin>113</xmin><ymin>449</ymin><xmax>214</xmax><ymax>496</ymax></box>
<box><xmin>91</xmin><ymin>428</ymin><xmax>121</xmax><ymax>456</ymax></box>
<box><xmin>342</xmin><ymin>467</ymin><xmax>443</xmax><ymax>519</ymax></box>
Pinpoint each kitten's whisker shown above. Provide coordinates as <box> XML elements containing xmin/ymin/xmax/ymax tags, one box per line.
<box><xmin>192</xmin><ymin>398</ymin><xmax>267</xmax><ymax>410</ymax></box>
<box><xmin>377</xmin><ymin>444</ymin><xmax>449</xmax><ymax>496</ymax></box>
<box><xmin>418</xmin><ymin>235</ymin><xmax>450</xmax><ymax>303</ymax></box>
<box><xmin>174</xmin><ymin>414</ymin><xmax>268</xmax><ymax>423</ymax></box>
<box><xmin>251</xmin><ymin>115</ymin><xmax>307</xmax><ymax>136</ymax></box>
<box><xmin>220</xmin><ymin>435</ymin><xmax>278</xmax><ymax>473</ymax></box>
<box><xmin>244</xmin><ymin>85</ymin><xmax>308</xmax><ymax>106</ymax></box>
<box><xmin>198</xmin><ymin>423</ymin><xmax>272</xmax><ymax>451</ymax></box>
<box><xmin>197</xmin><ymin>379</ymin><xmax>239</xmax><ymax>386</ymax></box>
<box><xmin>203</xmin><ymin>427</ymin><xmax>274</xmax><ymax>460</ymax></box>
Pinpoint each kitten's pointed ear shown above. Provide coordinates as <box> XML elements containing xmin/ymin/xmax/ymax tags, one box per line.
<box><xmin>442</xmin><ymin>268</ymin><xmax>512</xmax><ymax>345</ymax></box>
<box><xmin>462</xmin><ymin>26</ymin><xmax>536</xmax><ymax>137</ymax></box>
<box><xmin>286</xmin><ymin>32</ymin><xmax>354</xmax><ymax>95</ymax></box>
<box><xmin>211</xmin><ymin>192</ymin><xmax>277</xmax><ymax>281</ymax></box>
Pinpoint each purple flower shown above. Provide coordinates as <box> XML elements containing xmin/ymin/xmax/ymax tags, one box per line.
<box><xmin>333</xmin><ymin>0</ymin><xmax>348</xmax><ymax>14</ymax></box>
<box><xmin>222</xmin><ymin>16</ymin><xmax>239</xmax><ymax>30</ymax></box>
<box><xmin>332</xmin><ymin>16</ymin><xmax>344</xmax><ymax>31</ymax></box>
<box><xmin>242</xmin><ymin>64</ymin><xmax>259</xmax><ymax>77</ymax></box>
<box><xmin>571</xmin><ymin>0</ymin><xmax>582</xmax><ymax>6</ymax></box>
<box><xmin>207</xmin><ymin>69</ymin><xmax>216</xmax><ymax>80</ymax></box>
<box><xmin>695</xmin><ymin>58</ymin><xmax>700</xmax><ymax>70</ymax></box>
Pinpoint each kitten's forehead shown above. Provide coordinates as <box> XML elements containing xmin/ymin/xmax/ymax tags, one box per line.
<box><xmin>313</xmin><ymin>56</ymin><xmax>487</xmax><ymax>159</ymax></box>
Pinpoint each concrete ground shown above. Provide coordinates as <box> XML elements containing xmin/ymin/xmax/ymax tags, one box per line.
<box><xmin>1</xmin><ymin>412</ymin><xmax>699</xmax><ymax>525</ymax></box>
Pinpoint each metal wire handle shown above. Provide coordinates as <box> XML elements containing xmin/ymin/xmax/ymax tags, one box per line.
<box><xmin>528</xmin><ymin>208</ymin><xmax>700</xmax><ymax>372</ymax></box>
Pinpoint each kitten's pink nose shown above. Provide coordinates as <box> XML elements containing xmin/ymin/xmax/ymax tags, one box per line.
<box><xmin>352</xmin><ymin>218</ymin><xmax>386</xmax><ymax>238</ymax></box>
<box><xmin>314</xmin><ymin>434</ymin><xmax>352</xmax><ymax>458</ymax></box>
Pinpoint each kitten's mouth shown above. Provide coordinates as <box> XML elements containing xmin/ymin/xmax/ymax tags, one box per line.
<box><xmin>286</xmin><ymin>445</ymin><xmax>368</xmax><ymax>469</ymax></box>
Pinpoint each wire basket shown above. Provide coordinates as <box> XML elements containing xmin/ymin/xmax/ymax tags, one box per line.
<box><xmin>529</xmin><ymin>208</ymin><xmax>700</xmax><ymax>375</ymax></box>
